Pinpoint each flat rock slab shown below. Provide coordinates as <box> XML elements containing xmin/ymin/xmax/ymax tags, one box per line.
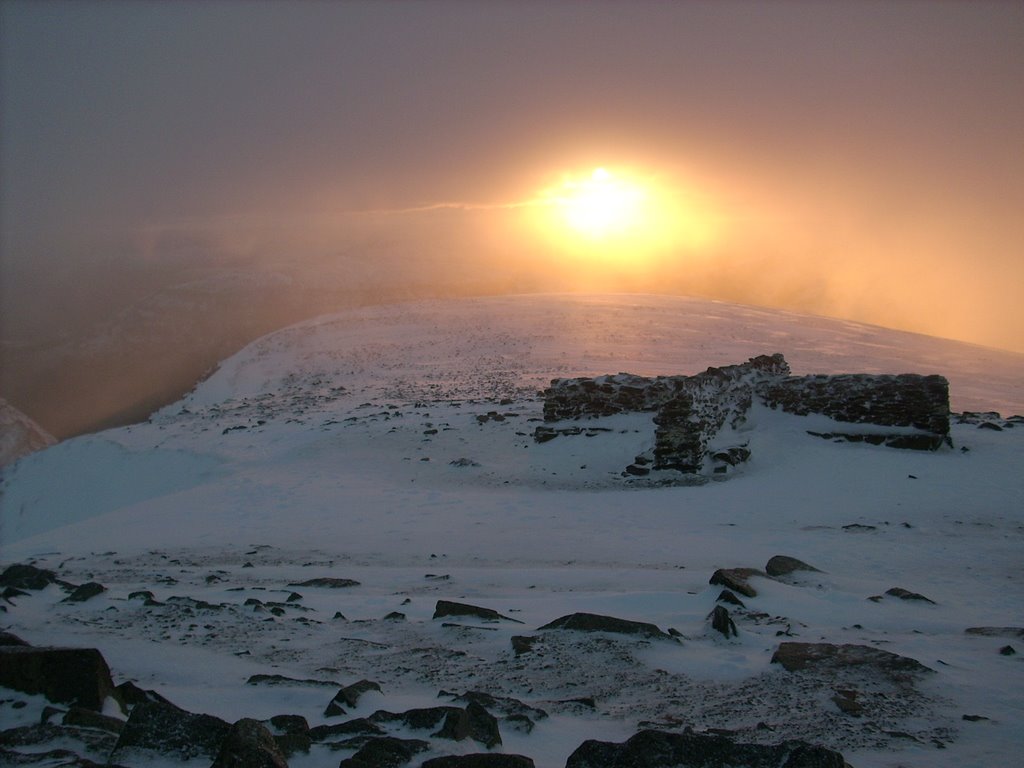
<box><xmin>565</xmin><ymin>728</ymin><xmax>847</xmax><ymax>768</ymax></box>
<box><xmin>433</xmin><ymin>600</ymin><xmax>522</xmax><ymax>623</ymax></box>
<box><xmin>538</xmin><ymin>612</ymin><xmax>671</xmax><ymax>640</ymax></box>
<box><xmin>287</xmin><ymin>577</ymin><xmax>360</xmax><ymax>588</ymax></box>
<box><xmin>965</xmin><ymin>626</ymin><xmax>1024</xmax><ymax>639</ymax></box>
<box><xmin>771</xmin><ymin>642</ymin><xmax>933</xmax><ymax>677</ymax></box>
<box><xmin>765</xmin><ymin>556</ymin><xmax>822</xmax><ymax>577</ymax></box>
<box><xmin>709</xmin><ymin>568</ymin><xmax>765</xmax><ymax>598</ymax></box>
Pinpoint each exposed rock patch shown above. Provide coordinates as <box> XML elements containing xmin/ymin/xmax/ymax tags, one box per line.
<box><xmin>538</xmin><ymin>612</ymin><xmax>672</xmax><ymax>640</ymax></box>
<box><xmin>565</xmin><ymin>728</ymin><xmax>847</xmax><ymax>768</ymax></box>
<box><xmin>771</xmin><ymin>642</ymin><xmax>933</xmax><ymax>678</ymax></box>
<box><xmin>433</xmin><ymin>600</ymin><xmax>522</xmax><ymax>623</ymax></box>
<box><xmin>0</xmin><ymin>647</ymin><xmax>121</xmax><ymax>712</ymax></box>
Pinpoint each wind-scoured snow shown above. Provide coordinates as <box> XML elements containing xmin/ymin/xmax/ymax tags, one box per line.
<box><xmin>1</xmin><ymin>294</ymin><xmax>1022</xmax><ymax>768</ymax></box>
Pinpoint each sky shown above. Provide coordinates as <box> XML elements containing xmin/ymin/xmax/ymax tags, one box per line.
<box><xmin>1</xmin><ymin>1</ymin><xmax>1023</xmax><ymax>433</ymax></box>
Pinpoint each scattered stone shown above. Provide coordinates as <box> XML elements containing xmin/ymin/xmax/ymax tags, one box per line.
<box><xmin>771</xmin><ymin>642</ymin><xmax>933</xmax><ymax>678</ymax></box>
<box><xmin>709</xmin><ymin>568</ymin><xmax>763</xmax><ymax>598</ymax></box>
<box><xmin>210</xmin><ymin>717</ymin><xmax>288</xmax><ymax>768</ymax></box>
<box><xmin>830</xmin><ymin>689</ymin><xmax>862</xmax><ymax>717</ymax></box>
<box><xmin>287</xmin><ymin>578</ymin><xmax>360</xmax><ymax>589</ymax></box>
<box><xmin>338</xmin><ymin>736</ymin><xmax>429</xmax><ymax>768</ymax></box>
<box><xmin>885</xmin><ymin>587</ymin><xmax>936</xmax><ymax>604</ymax></box>
<box><xmin>433</xmin><ymin>600</ymin><xmax>522</xmax><ymax>623</ymax></box>
<box><xmin>246</xmin><ymin>673</ymin><xmax>340</xmax><ymax>688</ymax></box>
<box><xmin>421</xmin><ymin>756</ymin><xmax>535</xmax><ymax>768</ymax></box>
<box><xmin>115</xmin><ymin>681</ymin><xmax>173</xmax><ymax>710</ymax></box>
<box><xmin>565</xmin><ymin>728</ymin><xmax>847</xmax><ymax>767</ymax></box>
<box><xmin>715</xmin><ymin>590</ymin><xmax>746</xmax><ymax>608</ymax></box>
<box><xmin>709</xmin><ymin>605</ymin><xmax>738</xmax><ymax>638</ymax></box>
<box><xmin>962</xmin><ymin>714</ymin><xmax>991</xmax><ymax>722</ymax></box>
<box><xmin>510</xmin><ymin>636</ymin><xmax>537</xmax><ymax>656</ymax></box>
<box><xmin>62</xmin><ymin>706</ymin><xmax>125</xmax><ymax>733</ymax></box>
<box><xmin>765</xmin><ymin>556</ymin><xmax>822</xmax><ymax>577</ymax></box>
<box><xmin>449</xmin><ymin>458</ymin><xmax>481</xmax><ymax>467</ymax></box>
<box><xmin>62</xmin><ymin>583</ymin><xmax>106</xmax><ymax>603</ymax></box>
<box><xmin>999</xmin><ymin>645</ymin><xmax>1016</xmax><ymax>656</ymax></box>
<box><xmin>538</xmin><ymin>612</ymin><xmax>671</xmax><ymax>640</ymax></box>
<box><xmin>383</xmin><ymin>611</ymin><xmax>406</xmax><ymax>621</ymax></box>
<box><xmin>841</xmin><ymin>524</ymin><xmax>877</xmax><ymax>532</ymax></box>
<box><xmin>0</xmin><ymin>646</ymin><xmax>121</xmax><ymax>711</ymax></box>
<box><xmin>0</xmin><ymin>564</ymin><xmax>58</xmax><ymax>591</ymax></box>
<box><xmin>434</xmin><ymin>701</ymin><xmax>502</xmax><ymax>749</ymax></box>
<box><xmin>965</xmin><ymin>627</ymin><xmax>1024</xmax><ymax>639</ymax></box>
<box><xmin>441</xmin><ymin>691</ymin><xmax>548</xmax><ymax>723</ymax></box>
<box><xmin>328</xmin><ymin>680</ymin><xmax>383</xmax><ymax>711</ymax></box>
<box><xmin>109</xmin><ymin>700</ymin><xmax>230</xmax><ymax>763</ymax></box>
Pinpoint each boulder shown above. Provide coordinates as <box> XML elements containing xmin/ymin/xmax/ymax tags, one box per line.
<box><xmin>62</xmin><ymin>583</ymin><xmax>106</xmax><ymax>603</ymax></box>
<box><xmin>109</xmin><ymin>700</ymin><xmax>230</xmax><ymax>763</ymax></box>
<box><xmin>287</xmin><ymin>577</ymin><xmax>360</xmax><ymax>589</ymax></box>
<box><xmin>0</xmin><ymin>563</ymin><xmax>58</xmax><ymax>591</ymax></box>
<box><xmin>443</xmin><ymin>690</ymin><xmax>548</xmax><ymax>722</ymax></box>
<box><xmin>709</xmin><ymin>568</ymin><xmax>764</xmax><ymax>598</ymax></box>
<box><xmin>537</xmin><ymin>612</ymin><xmax>671</xmax><ymax>640</ymax></box>
<box><xmin>765</xmin><ymin>556</ymin><xmax>822</xmax><ymax>578</ymax></box>
<box><xmin>565</xmin><ymin>728</ymin><xmax>846</xmax><ymax>768</ymax></box>
<box><xmin>326</xmin><ymin>680</ymin><xmax>382</xmax><ymax>714</ymax></box>
<box><xmin>210</xmin><ymin>717</ymin><xmax>288</xmax><ymax>768</ymax></box>
<box><xmin>709</xmin><ymin>606</ymin><xmax>738</xmax><ymax>638</ymax></box>
<box><xmin>885</xmin><ymin>587</ymin><xmax>935</xmax><ymax>604</ymax></box>
<box><xmin>771</xmin><ymin>642</ymin><xmax>933</xmax><ymax>678</ymax></box>
<box><xmin>338</xmin><ymin>736</ymin><xmax>429</xmax><ymax>768</ymax></box>
<box><xmin>421</xmin><ymin>756</ymin><xmax>536</xmax><ymax>768</ymax></box>
<box><xmin>433</xmin><ymin>600</ymin><xmax>522</xmax><ymax>623</ymax></box>
<box><xmin>0</xmin><ymin>646</ymin><xmax>121</xmax><ymax>711</ymax></box>
<box><xmin>434</xmin><ymin>701</ymin><xmax>502</xmax><ymax>749</ymax></box>
<box><xmin>510</xmin><ymin>635</ymin><xmax>537</xmax><ymax>655</ymax></box>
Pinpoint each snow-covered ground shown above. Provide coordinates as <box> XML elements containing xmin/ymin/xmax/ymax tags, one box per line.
<box><xmin>2</xmin><ymin>294</ymin><xmax>1022</xmax><ymax>767</ymax></box>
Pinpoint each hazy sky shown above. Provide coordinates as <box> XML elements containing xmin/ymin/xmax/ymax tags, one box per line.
<box><xmin>2</xmin><ymin>0</ymin><xmax>1023</xmax><ymax>352</ymax></box>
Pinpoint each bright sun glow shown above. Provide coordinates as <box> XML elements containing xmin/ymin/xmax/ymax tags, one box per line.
<box><xmin>529</xmin><ymin>166</ymin><xmax>718</xmax><ymax>271</ymax></box>
<box><xmin>557</xmin><ymin>167</ymin><xmax>647</xmax><ymax>239</ymax></box>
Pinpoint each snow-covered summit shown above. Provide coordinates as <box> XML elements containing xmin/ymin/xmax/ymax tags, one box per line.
<box><xmin>1</xmin><ymin>294</ymin><xmax>1022</xmax><ymax>768</ymax></box>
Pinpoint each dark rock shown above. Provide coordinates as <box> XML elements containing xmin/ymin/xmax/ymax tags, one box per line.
<box><xmin>511</xmin><ymin>635</ymin><xmax>537</xmax><ymax>655</ymax></box>
<box><xmin>109</xmin><ymin>700</ymin><xmax>230</xmax><ymax>763</ymax></box>
<box><xmin>421</xmin><ymin>756</ymin><xmax>535</xmax><ymax>768</ymax></box>
<box><xmin>327</xmin><ymin>680</ymin><xmax>382</xmax><ymax>713</ymax></box>
<box><xmin>324</xmin><ymin>700</ymin><xmax>347</xmax><ymax>718</ymax></box>
<box><xmin>965</xmin><ymin>626</ymin><xmax>1024</xmax><ymax>639</ymax></box>
<box><xmin>0</xmin><ymin>646</ymin><xmax>121</xmax><ymax>711</ymax></box>
<box><xmin>450</xmin><ymin>458</ymin><xmax>482</xmax><ymax>467</ymax></box>
<box><xmin>62</xmin><ymin>583</ymin><xmax>106</xmax><ymax>603</ymax></box>
<box><xmin>565</xmin><ymin>728</ymin><xmax>846</xmax><ymax>768</ymax></box>
<box><xmin>715</xmin><ymin>590</ymin><xmax>745</xmax><ymax>608</ymax></box>
<box><xmin>841</xmin><ymin>524</ymin><xmax>877</xmax><ymax>532</ymax></box>
<box><xmin>0</xmin><ymin>564</ymin><xmax>57</xmax><ymax>591</ymax></box>
<box><xmin>267</xmin><ymin>714</ymin><xmax>309</xmax><ymax>735</ymax></box>
<box><xmin>0</xmin><ymin>631</ymin><xmax>30</xmax><ymax>646</ymax></box>
<box><xmin>624</xmin><ymin>464</ymin><xmax>650</xmax><ymax>476</ymax></box>
<box><xmin>433</xmin><ymin>600</ymin><xmax>522</xmax><ymax>623</ymax></box>
<box><xmin>538</xmin><ymin>612</ymin><xmax>671</xmax><ymax>639</ymax></box>
<box><xmin>338</xmin><ymin>736</ymin><xmax>429</xmax><ymax>768</ymax></box>
<box><xmin>962</xmin><ymin>714</ymin><xmax>991</xmax><ymax>722</ymax></box>
<box><xmin>443</xmin><ymin>691</ymin><xmax>548</xmax><ymax>722</ymax></box>
<box><xmin>62</xmin><ymin>706</ymin><xmax>125</xmax><ymax>733</ymax></box>
<box><xmin>369</xmin><ymin>706</ymin><xmax>462</xmax><ymax>732</ymax></box>
<box><xmin>114</xmin><ymin>681</ymin><xmax>173</xmax><ymax>710</ymax></box>
<box><xmin>999</xmin><ymin>645</ymin><xmax>1016</xmax><ymax>656</ymax></box>
<box><xmin>210</xmin><ymin>717</ymin><xmax>288</xmax><ymax>768</ymax></box>
<box><xmin>384</xmin><ymin>611</ymin><xmax>406</xmax><ymax>621</ymax></box>
<box><xmin>765</xmin><ymin>556</ymin><xmax>822</xmax><ymax>577</ymax></box>
<box><xmin>0</xmin><ymin>745</ymin><xmax>126</xmax><ymax>766</ymax></box>
<box><xmin>885</xmin><ymin>587</ymin><xmax>936</xmax><ymax>604</ymax></box>
<box><xmin>830</xmin><ymin>689</ymin><xmax>862</xmax><ymax>717</ymax></box>
<box><xmin>771</xmin><ymin>642</ymin><xmax>933</xmax><ymax>677</ymax></box>
<box><xmin>307</xmin><ymin>718</ymin><xmax>383</xmax><ymax>742</ymax></box>
<box><xmin>434</xmin><ymin>701</ymin><xmax>502</xmax><ymax>748</ymax></box>
<box><xmin>247</xmin><ymin>673</ymin><xmax>340</xmax><ymax>687</ymax></box>
<box><xmin>709</xmin><ymin>606</ymin><xmax>738</xmax><ymax>638</ymax></box>
<box><xmin>287</xmin><ymin>578</ymin><xmax>360</xmax><ymax>589</ymax></box>
<box><xmin>709</xmin><ymin>568</ymin><xmax>763</xmax><ymax>598</ymax></box>
<box><xmin>2</xmin><ymin>586</ymin><xmax>30</xmax><ymax>602</ymax></box>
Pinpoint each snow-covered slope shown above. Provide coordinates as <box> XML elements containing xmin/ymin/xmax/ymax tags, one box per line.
<box><xmin>0</xmin><ymin>398</ymin><xmax>56</xmax><ymax>467</ymax></box>
<box><xmin>1</xmin><ymin>294</ymin><xmax>1022</xmax><ymax>768</ymax></box>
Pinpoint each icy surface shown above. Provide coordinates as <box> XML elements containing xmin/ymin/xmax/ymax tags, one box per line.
<box><xmin>1</xmin><ymin>294</ymin><xmax>1022</xmax><ymax>767</ymax></box>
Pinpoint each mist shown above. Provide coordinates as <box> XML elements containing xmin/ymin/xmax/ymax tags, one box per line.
<box><xmin>2</xmin><ymin>1</ymin><xmax>1023</xmax><ymax>438</ymax></box>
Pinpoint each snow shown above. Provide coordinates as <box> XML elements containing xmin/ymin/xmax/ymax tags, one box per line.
<box><xmin>1</xmin><ymin>294</ymin><xmax>1022</xmax><ymax>767</ymax></box>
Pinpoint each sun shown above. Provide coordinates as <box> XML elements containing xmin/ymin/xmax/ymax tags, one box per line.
<box><xmin>555</xmin><ymin>167</ymin><xmax>648</xmax><ymax>239</ymax></box>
